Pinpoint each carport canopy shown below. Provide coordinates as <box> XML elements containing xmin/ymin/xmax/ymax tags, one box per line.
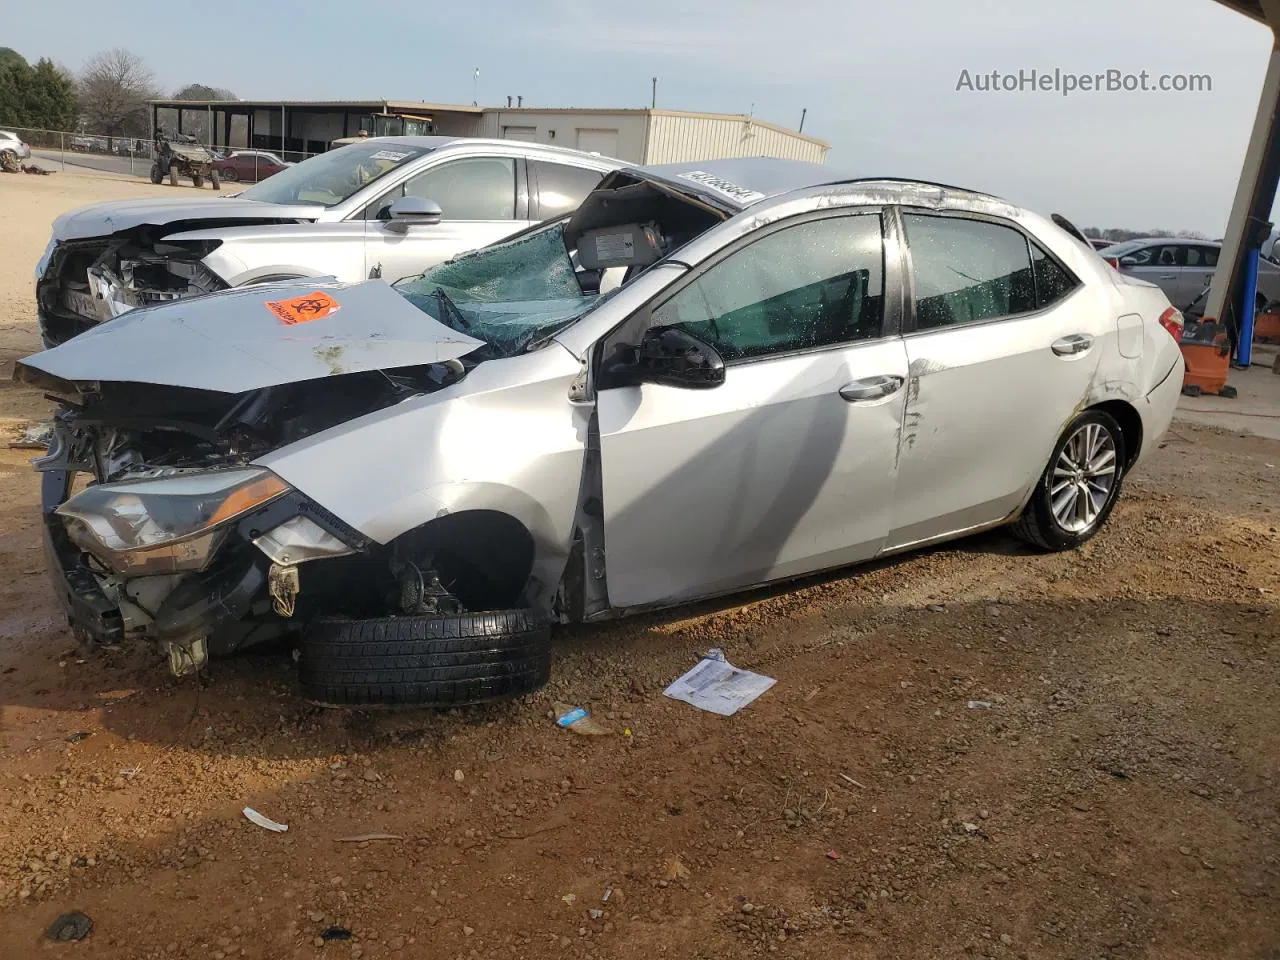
<box><xmin>1204</xmin><ymin>0</ymin><xmax>1280</xmax><ymax>357</ymax></box>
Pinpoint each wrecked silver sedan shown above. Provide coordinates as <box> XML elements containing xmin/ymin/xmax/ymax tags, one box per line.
<box><xmin>17</xmin><ymin>159</ymin><xmax>1185</xmax><ymax>706</ymax></box>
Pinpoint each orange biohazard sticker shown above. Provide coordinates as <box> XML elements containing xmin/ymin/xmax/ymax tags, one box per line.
<box><xmin>266</xmin><ymin>291</ymin><xmax>341</xmax><ymax>325</ymax></box>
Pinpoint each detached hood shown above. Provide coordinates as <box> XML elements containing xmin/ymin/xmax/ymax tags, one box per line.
<box><xmin>51</xmin><ymin>197</ymin><xmax>322</xmax><ymax>242</ymax></box>
<box><xmin>17</xmin><ymin>279</ymin><xmax>486</xmax><ymax>394</ymax></box>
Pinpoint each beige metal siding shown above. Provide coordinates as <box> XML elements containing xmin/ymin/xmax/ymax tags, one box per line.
<box><xmin>643</xmin><ymin>114</ymin><xmax>828</xmax><ymax>165</ymax></box>
<box><xmin>472</xmin><ymin>112</ymin><xmax>645</xmax><ymax>161</ymax></box>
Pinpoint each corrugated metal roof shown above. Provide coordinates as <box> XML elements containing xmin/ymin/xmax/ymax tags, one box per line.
<box><xmin>148</xmin><ymin>98</ymin><xmax>486</xmax><ymax>114</ymax></box>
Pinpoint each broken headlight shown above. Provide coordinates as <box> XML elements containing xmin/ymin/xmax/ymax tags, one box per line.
<box><xmin>57</xmin><ymin>468</ymin><xmax>290</xmax><ymax>575</ymax></box>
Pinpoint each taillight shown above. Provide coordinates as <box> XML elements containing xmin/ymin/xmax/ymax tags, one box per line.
<box><xmin>1105</xmin><ymin>257</ymin><xmax>1120</xmax><ymax>270</ymax></box>
<box><xmin>1158</xmin><ymin>307</ymin><xmax>1184</xmax><ymax>342</ymax></box>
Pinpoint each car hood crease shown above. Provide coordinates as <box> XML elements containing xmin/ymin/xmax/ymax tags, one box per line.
<box><xmin>51</xmin><ymin>197</ymin><xmax>322</xmax><ymax>241</ymax></box>
<box><xmin>17</xmin><ymin>279</ymin><xmax>486</xmax><ymax>393</ymax></box>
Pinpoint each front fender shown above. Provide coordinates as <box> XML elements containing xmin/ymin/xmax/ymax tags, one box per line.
<box><xmin>255</xmin><ymin>346</ymin><xmax>590</xmax><ymax>604</ymax></box>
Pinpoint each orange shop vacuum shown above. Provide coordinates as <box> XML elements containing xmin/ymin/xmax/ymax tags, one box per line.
<box><xmin>1178</xmin><ymin>319</ymin><xmax>1237</xmax><ymax>398</ymax></box>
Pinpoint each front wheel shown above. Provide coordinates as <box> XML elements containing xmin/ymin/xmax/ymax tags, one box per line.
<box><xmin>149</xmin><ymin>163</ymin><xmax>164</xmax><ymax>184</ymax></box>
<box><xmin>1011</xmin><ymin>409</ymin><xmax>1126</xmax><ymax>551</ymax></box>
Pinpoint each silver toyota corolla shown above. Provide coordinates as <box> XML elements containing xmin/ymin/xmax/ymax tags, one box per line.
<box><xmin>18</xmin><ymin>158</ymin><xmax>1185</xmax><ymax>707</ymax></box>
<box><xmin>34</xmin><ymin>136</ymin><xmax>619</xmax><ymax>346</ymax></box>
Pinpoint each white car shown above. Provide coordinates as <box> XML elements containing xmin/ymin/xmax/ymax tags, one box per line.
<box><xmin>0</xmin><ymin>129</ymin><xmax>31</xmax><ymax>160</ymax></box>
<box><xmin>22</xmin><ymin>160</ymin><xmax>1185</xmax><ymax>705</ymax></box>
<box><xmin>34</xmin><ymin>137</ymin><xmax>621</xmax><ymax>345</ymax></box>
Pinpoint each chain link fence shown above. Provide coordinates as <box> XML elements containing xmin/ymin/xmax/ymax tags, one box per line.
<box><xmin>1</xmin><ymin>126</ymin><xmax>320</xmax><ymax>182</ymax></box>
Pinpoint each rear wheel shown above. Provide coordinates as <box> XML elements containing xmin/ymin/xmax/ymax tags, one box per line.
<box><xmin>149</xmin><ymin>163</ymin><xmax>164</xmax><ymax>184</ymax></box>
<box><xmin>298</xmin><ymin>610</ymin><xmax>552</xmax><ymax>707</ymax></box>
<box><xmin>192</xmin><ymin>173</ymin><xmax>204</xmax><ymax>188</ymax></box>
<box><xmin>219</xmin><ymin>167</ymin><xmax>238</xmax><ymax>182</ymax></box>
<box><xmin>168</xmin><ymin>163</ymin><xmax>179</xmax><ymax>186</ymax></box>
<box><xmin>1011</xmin><ymin>409</ymin><xmax>1126</xmax><ymax>551</ymax></box>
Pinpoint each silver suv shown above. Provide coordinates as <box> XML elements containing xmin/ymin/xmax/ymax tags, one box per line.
<box><xmin>35</xmin><ymin>136</ymin><xmax>621</xmax><ymax>345</ymax></box>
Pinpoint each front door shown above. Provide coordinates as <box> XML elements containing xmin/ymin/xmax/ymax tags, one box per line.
<box><xmin>361</xmin><ymin>156</ymin><xmax>531</xmax><ymax>283</ymax></box>
<box><xmin>596</xmin><ymin>211</ymin><xmax>909</xmax><ymax>609</ymax></box>
<box><xmin>886</xmin><ymin>212</ymin><xmax>1109</xmax><ymax>549</ymax></box>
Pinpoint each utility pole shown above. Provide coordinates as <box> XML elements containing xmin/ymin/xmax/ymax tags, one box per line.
<box><xmin>651</xmin><ymin>76</ymin><xmax>658</xmax><ymax>108</ymax></box>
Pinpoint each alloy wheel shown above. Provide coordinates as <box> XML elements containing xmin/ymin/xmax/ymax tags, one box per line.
<box><xmin>1049</xmin><ymin>422</ymin><xmax>1118</xmax><ymax>533</ymax></box>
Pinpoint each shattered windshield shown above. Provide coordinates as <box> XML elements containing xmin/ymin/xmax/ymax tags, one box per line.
<box><xmin>237</xmin><ymin>141</ymin><xmax>430</xmax><ymax>207</ymax></box>
<box><xmin>395</xmin><ymin>223</ymin><xmax>603</xmax><ymax>356</ymax></box>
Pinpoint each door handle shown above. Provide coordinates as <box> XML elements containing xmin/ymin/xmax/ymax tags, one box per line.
<box><xmin>1051</xmin><ymin>334</ymin><xmax>1093</xmax><ymax>357</ymax></box>
<box><xmin>838</xmin><ymin>375</ymin><xmax>904</xmax><ymax>402</ymax></box>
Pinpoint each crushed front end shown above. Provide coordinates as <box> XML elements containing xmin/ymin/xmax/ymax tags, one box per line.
<box><xmin>26</xmin><ymin>366</ymin><xmax>463</xmax><ymax>674</ymax></box>
<box><xmin>36</xmin><ymin>234</ymin><xmax>229</xmax><ymax>347</ymax></box>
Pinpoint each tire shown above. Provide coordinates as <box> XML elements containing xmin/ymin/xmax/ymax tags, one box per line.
<box><xmin>220</xmin><ymin>167</ymin><xmax>238</xmax><ymax>182</ymax></box>
<box><xmin>150</xmin><ymin>164</ymin><xmax>164</xmax><ymax>185</ymax></box>
<box><xmin>192</xmin><ymin>174</ymin><xmax>204</xmax><ymax>188</ymax></box>
<box><xmin>168</xmin><ymin>163</ymin><xmax>179</xmax><ymax>187</ymax></box>
<box><xmin>210</xmin><ymin>169</ymin><xmax>221</xmax><ymax>190</ymax></box>
<box><xmin>298</xmin><ymin>610</ymin><xmax>551</xmax><ymax>707</ymax></box>
<box><xmin>1011</xmin><ymin>409</ymin><xmax>1127</xmax><ymax>552</ymax></box>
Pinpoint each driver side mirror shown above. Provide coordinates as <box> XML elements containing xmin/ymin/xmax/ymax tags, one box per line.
<box><xmin>387</xmin><ymin>196</ymin><xmax>443</xmax><ymax>230</ymax></box>
<box><xmin>1119</xmin><ymin>257</ymin><xmax>1139</xmax><ymax>269</ymax></box>
<box><xmin>605</xmin><ymin>327</ymin><xmax>725</xmax><ymax>390</ymax></box>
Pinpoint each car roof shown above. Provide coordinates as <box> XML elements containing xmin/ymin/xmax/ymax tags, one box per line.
<box><xmin>623</xmin><ymin>156</ymin><xmax>1003</xmax><ymax>214</ymax></box>
<box><xmin>352</xmin><ymin>135</ymin><xmax>623</xmax><ymax>166</ymax></box>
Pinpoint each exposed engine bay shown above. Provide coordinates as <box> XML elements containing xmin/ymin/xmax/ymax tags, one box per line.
<box><xmin>37</xmin><ymin>221</ymin><xmax>293</xmax><ymax>345</ymax></box>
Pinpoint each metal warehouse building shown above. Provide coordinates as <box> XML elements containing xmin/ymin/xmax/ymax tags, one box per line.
<box><xmin>147</xmin><ymin>98</ymin><xmax>830</xmax><ymax>166</ymax></box>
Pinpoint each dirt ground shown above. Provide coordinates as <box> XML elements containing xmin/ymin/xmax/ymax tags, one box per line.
<box><xmin>0</xmin><ymin>171</ymin><xmax>1276</xmax><ymax>960</ymax></box>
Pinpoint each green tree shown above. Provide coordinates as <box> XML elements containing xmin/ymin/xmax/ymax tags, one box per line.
<box><xmin>29</xmin><ymin>59</ymin><xmax>78</xmax><ymax>130</ymax></box>
<box><xmin>0</xmin><ymin>47</ymin><xmax>25</xmax><ymax>75</ymax></box>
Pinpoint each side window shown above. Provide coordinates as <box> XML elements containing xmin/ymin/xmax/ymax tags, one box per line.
<box><xmin>1029</xmin><ymin>241</ymin><xmax>1080</xmax><ymax>308</ymax></box>
<box><xmin>532</xmin><ymin>161</ymin><xmax>606</xmax><ymax>219</ymax></box>
<box><xmin>368</xmin><ymin>157</ymin><xmax>516</xmax><ymax>221</ymax></box>
<box><xmin>903</xmin><ymin>215</ymin><xmax>1035</xmax><ymax>330</ymax></box>
<box><xmin>1199</xmin><ymin>246</ymin><xmax>1219</xmax><ymax>268</ymax></box>
<box><xmin>648</xmin><ymin>214</ymin><xmax>884</xmax><ymax>362</ymax></box>
<box><xmin>1126</xmin><ymin>246</ymin><xmax>1156</xmax><ymax>266</ymax></box>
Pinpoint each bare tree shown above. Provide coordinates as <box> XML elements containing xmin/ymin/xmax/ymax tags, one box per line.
<box><xmin>78</xmin><ymin>48</ymin><xmax>156</xmax><ymax>143</ymax></box>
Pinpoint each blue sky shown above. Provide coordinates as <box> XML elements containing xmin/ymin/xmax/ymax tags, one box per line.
<box><xmin>4</xmin><ymin>0</ymin><xmax>1275</xmax><ymax>234</ymax></box>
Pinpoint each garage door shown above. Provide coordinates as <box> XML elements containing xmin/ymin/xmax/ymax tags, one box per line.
<box><xmin>576</xmin><ymin>128</ymin><xmax>619</xmax><ymax>157</ymax></box>
<box><xmin>502</xmin><ymin>126</ymin><xmax>538</xmax><ymax>142</ymax></box>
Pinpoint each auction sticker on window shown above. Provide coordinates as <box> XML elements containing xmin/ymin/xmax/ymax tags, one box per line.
<box><xmin>369</xmin><ymin>150</ymin><xmax>411</xmax><ymax>162</ymax></box>
<box><xmin>676</xmin><ymin>171</ymin><xmax>766</xmax><ymax>205</ymax></box>
<box><xmin>266</xmin><ymin>291</ymin><xmax>342</xmax><ymax>325</ymax></box>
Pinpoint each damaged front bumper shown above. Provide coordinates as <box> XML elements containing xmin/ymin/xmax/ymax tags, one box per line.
<box><xmin>39</xmin><ymin>457</ymin><xmax>370</xmax><ymax>673</ymax></box>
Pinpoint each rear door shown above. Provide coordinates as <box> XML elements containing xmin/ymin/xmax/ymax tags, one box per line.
<box><xmin>886</xmin><ymin>211</ymin><xmax>1101</xmax><ymax>549</ymax></box>
<box><xmin>1124</xmin><ymin>243</ymin><xmax>1183</xmax><ymax>305</ymax></box>
<box><xmin>596</xmin><ymin>209</ymin><xmax>909</xmax><ymax>608</ymax></box>
<box><xmin>361</xmin><ymin>155</ymin><xmax>532</xmax><ymax>283</ymax></box>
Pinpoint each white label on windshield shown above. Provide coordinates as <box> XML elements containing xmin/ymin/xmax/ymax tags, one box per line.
<box><xmin>369</xmin><ymin>150</ymin><xmax>412</xmax><ymax>162</ymax></box>
<box><xmin>676</xmin><ymin>170</ymin><xmax>766</xmax><ymax>205</ymax></box>
<box><xmin>594</xmin><ymin>232</ymin><xmax>634</xmax><ymax>262</ymax></box>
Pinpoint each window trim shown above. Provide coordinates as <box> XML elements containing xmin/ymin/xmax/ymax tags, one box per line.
<box><xmin>897</xmin><ymin>207</ymin><xmax>1083</xmax><ymax>337</ymax></box>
